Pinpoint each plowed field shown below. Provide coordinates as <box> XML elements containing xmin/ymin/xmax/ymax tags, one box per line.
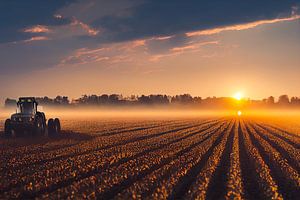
<box><xmin>1</xmin><ymin>118</ymin><xmax>299</xmax><ymax>199</ymax></box>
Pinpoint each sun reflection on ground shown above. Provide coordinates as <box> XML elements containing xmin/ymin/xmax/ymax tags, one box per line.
<box><xmin>237</xmin><ymin>110</ymin><xmax>242</xmax><ymax>116</ymax></box>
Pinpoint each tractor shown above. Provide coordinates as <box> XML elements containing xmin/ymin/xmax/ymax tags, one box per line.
<box><xmin>4</xmin><ymin>97</ymin><xmax>61</xmax><ymax>137</ymax></box>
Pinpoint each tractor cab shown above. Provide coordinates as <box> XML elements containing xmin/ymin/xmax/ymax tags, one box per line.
<box><xmin>17</xmin><ymin>97</ymin><xmax>38</xmax><ymax>115</ymax></box>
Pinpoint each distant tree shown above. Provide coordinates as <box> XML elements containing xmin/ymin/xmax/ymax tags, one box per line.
<box><xmin>5</xmin><ymin>98</ymin><xmax>17</xmax><ymax>107</ymax></box>
<box><xmin>54</xmin><ymin>96</ymin><xmax>63</xmax><ymax>104</ymax></box>
<box><xmin>267</xmin><ymin>96</ymin><xmax>275</xmax><ymax>105</ymax></box>
<box><xmin>130</xmin><ymin>95</ymin><xmax>137</xmax><ymax>101</ymax></box>
<box><xmin>109</xmin><ymin>94</ymin><xmax>121</xmax><ymax>104</ymax></box>
<box><xmin>291</xmin><ymin>97</ymin><xmax>300</xmax><ymax>105</ymax></box>
<box><xmin>36</xmin><ymin>96</ymin><xmax>53</xmax><ymax>105</ymax></box>
<box><xmin>278</xmin><ymin>95</ymin><xmax>290</xmax><ymax>105</ymax></box>
<box><xmin>62</xmin><ymin>96</ymin><xmax>69</xmax><ymax>105</ymax></box>
<box><xmin>149</xmin><ymin>94</ymin><xmax>169</xmax><ymax>104</ymax></box>
<box><xmin>262</xmin><ymin>98</ymin><xmax>267</xmax><ymax>104</ymax></box>
<box><xmin>171</xmin><ymin>94</ymin><xmax>193</xmax><ymax>104</ymax></box>
<box><xmin>89</xmin><ymin>95</ymin><xmax>98</xmax><ymax>104</ymax></box>
<box><xmin>43</xmin><ymin>96</ymin><xmax>53</xmax><ymax>104</ymax></box>
<box><xmin>80</xmin><ymin>95</ymin><xmax>88</xmax><ymax>104</ymax></box>
<box><xmin>138</xmin><ymin>95</ymin><xmax>151</xmax><ymax>104</ymax></box>
<box><xmin>99</xmin><ymin>94</ymin><xmax>109</xmax><ymax>104</ymax></box>
<box><xmin>193</xmin><ymin>96</ymin><xmax>202</xmax><ymax>104</ymax></box>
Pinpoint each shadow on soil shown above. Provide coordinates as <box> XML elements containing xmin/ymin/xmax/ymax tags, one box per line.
<box><xmin>0</xmin><ymin>130</ymin><xmax>95</xmax><ymax>149</ymax></box>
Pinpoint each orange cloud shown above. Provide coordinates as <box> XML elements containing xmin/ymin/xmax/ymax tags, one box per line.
<box><xmin>149</xmin><ymin>52</ymin><xmax>181</xmax><ymax>62</ymax></box>
<box><xmin>71</xmin><ymin>18</ymin><xmax>99</xmax><ymax>36</ymax></box>
<box><xmin>187</xmin><ymin>15</ymin><xmax>300</xmax><ymax>37</ymax></box>
<box><xmin>58</xmin><ymin>38</ymin><xmax>149</xmax><ymax>67</ymax></box>
<box><xmin>24</xmin><ymin>36</ymin><xmax>49</xmax><ymax>43</ymax></box>
<box><xmin>171</xmin><ymin>45</ymin><xmax>197</xmax><ymax>52</ymax></box>
<box><xmin>128</xmin><ymin>39</ymin><xmax>146</xmax><ymax>48</ymax></box>
<box><xmin>171</xmin><ymin>41</ymin><xmax>219</xmax><ymax>52</ymax></box>
<box><xmin>154</xmin><ymin>36</ymin><xmax>174</xmax><ymax>41</ymax></box>
<box><xmin>23</xmin><ymin>18</ymin><xmax>99</xmax><ymax>41</ymax></box>
<box><xmin>23</xmin><ymin>25</ymin><xmax>50</xmax><ymax>33</ymax></box>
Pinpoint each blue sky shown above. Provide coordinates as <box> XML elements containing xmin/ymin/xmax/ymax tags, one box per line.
<box><xmin>0</xmin><ymin>0</ymin><xmax>300</xmax><ymax>102</ymax></box>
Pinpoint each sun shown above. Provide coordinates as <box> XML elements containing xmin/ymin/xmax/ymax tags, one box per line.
<box><xmin>233</xmin><ymin>92</ymin><xmax>243</xmax><ymax>101</ymax></box>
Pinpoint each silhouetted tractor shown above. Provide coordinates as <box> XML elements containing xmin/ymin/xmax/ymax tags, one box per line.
<box><xmin>4</xmin><ymin>97</ymin><xmax>61</xmax><ymax>137</ymax></box>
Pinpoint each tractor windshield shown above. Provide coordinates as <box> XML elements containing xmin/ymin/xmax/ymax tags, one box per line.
<box><xmin>19</xmin><ymin>103</ymin><xmax>34</xmax><ymax>114</ymax></box>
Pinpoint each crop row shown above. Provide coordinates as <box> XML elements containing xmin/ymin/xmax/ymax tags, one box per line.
<box><xmin>41</xmin><ymin>119</ymin><xmax>227</xmax><ymax>198</ymax></box>
<box><xmin>1</xmin><ymin>120</ymin><xmax>203</xmax><ymax>171</ymax></box>
<box><xmin>1</xmin><ymin>118</ymin><xmax>299</xmax><ymax>199</ymax></box>
<box><xmin>246</xmin><ymin>123</ymin><xmax>300</xmax><ymax>199</ymax></box>
<box><xmin>37</xmin><ymin>121</ymin><xmax>229</xmax><ymax>199</ymax></box>
<box><xmin>184</xmin><ymin>120</ymin><xmax>234</xmax><ymax>199</ymax></box>
<box><xmin>224</xmin><ymin>120</ymin><xmax>244</xmax><ymax>199</ymax></box>
<box><xmin>0</xmin><ymin>120</ymin><xmax>185</xmax><ymax>157</ymax></box>
<box><xmin>258</xmin><ymin>123</ymin><xmax>300</xmax><ymax>148</ymax></box>
<box><xmin>113</xmin><ymin>120</ymin><xmax>232</xmax><ymax>200</ymax></box>
<box><xmin>239</xmin><ymin>120</ymin><xmax>283</xmax><ymax>199</ymax></box>
<box><xmin>251</xmin><ymin>123</ymin><xmax>300</xmax><ymax>171</ymax></box>
<box><xmin>1</xmin><ymin>120</ymin><xmax>221</xmax><ymax>198</ymax></box>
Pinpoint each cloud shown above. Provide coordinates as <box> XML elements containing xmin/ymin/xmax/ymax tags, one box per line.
<box><xmin>58</xmin><ymin>40</ymin><xmax>147</xmax><ymax>66</ymax></box>
<box><xmin>1</xmin><ymin>0</ymin><xmax>300</xmax><ymax>75</ymax></box>
<box><xmin>171</xmin><ymin>41</ymin><xmax>219</xmax><ymax>52</ymax></box>
<box><xmin>187</xmin><ymin>15</ymin><xmax>300</xmax><ymax>37</ymax></box>
<box><xmin>21</xmin><ymin>17</ymin><xmax>99</xmax><ymax>43</ymax></box>
<box><xmin>23</xmin><ymin>25</ymin><xmax>51</xmax><ymax>33</ymax></box>
<box><xmin>56</xmin><ymin>4</ymin><xmax>299</xmax><ymax>67</ymax></box>
<box><xmin>70</xmin><ymin>18</ymin><xmax>99</xmax><ymax>36</ymax></box>
<box><xmin>58</xmin><ymin>34</ymin><xmax>219</xmax><ymax>67</ymax></box>
<box><xmin>80</xmin><ymin>0</ymin><xmax>300</xmax><ymax>43</ymax></box>
<box><xmin>57</xmin><ymin>0</ymin><xmax>144</xmax><ymax>23</ymax></box>
<box><xmin>23</xmin><ymin>36</ymin><xmax>50</xmax><ymax>43</ymax></box>
<box><xmin>1</xmin><ymin>1</ymin><xmax>300</xmax><ymax>44</ymax></box>
<box><xmin>0</xmin><ymin>1</ymin><xmax>75</xmax><ymax>43</ymax></box>
<box><xmin>23</xmin><ymin>17</ymin><xmax>99</xmax><ymax>38</ymax></box>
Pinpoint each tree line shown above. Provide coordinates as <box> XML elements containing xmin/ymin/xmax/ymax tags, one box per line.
<box><xmin>4</xmin><ymin>94</ymin><xmax>300</xmax><ymax>108</ymax></box>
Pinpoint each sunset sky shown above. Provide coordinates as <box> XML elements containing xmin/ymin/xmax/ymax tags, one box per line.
<box><xmin>0</xmin><ymin>0</ymin><xmax>300</xmax><ymax>103</ymax></box>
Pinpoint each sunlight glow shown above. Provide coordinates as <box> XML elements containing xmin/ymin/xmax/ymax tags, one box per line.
<box><xmin>237</xmin><ymin>110</ymin><xmax>242</xmax><ymax>116</ymax></box>
<box><xmin>233</xmin><ymin>92</ymin><xmax>243</xmax><ymax>101</ymax></box>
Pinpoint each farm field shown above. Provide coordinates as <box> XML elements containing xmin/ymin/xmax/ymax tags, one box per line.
<box><xmin>0</xmin><ymin>117</ymin><xmax>299</xmax><ymax>199</ymax></box>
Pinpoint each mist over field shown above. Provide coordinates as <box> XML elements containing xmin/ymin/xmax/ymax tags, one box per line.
<box><xmin>3</xmin><ymin>105</ymin><xmax>300</xmax><ymax>119</ymax></box>
<box><xmin>2</xmin><ymin>106</ymin><xmax>300</xmax><ymax>133</ymax></box>
<box><xmin>1</xmin><ymin>106</ymin><xmax>300</xmax><ymax>119</ymax></box>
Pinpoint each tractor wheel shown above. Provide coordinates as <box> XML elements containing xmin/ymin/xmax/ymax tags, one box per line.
<box><xmin>37</xmin><ymin>112</ymin><xmax>46</xmax><ymax>136</ymax></box>
<box><xmin>4</xmin><ymin>119</ymin><xmax>12</xmax><ymax>138</ymax></box>
<box><xmin>34</xmin><ymin>118</ymin><xmax>43</xmax><ymax>136</ymax></box>
<box><xmin>54</xmin><ymin>118</ymin><xmax>61</xmax><ymax>134</ymax></box>
<box><xmin>48</xmin><ymin>118</ymin><xmax>55</xmax><ymax>136</ymax></box>
<box><xmin>40</xmin><ymin>119</ymin><xmax>46</xmax><ymax>136</ymax></box>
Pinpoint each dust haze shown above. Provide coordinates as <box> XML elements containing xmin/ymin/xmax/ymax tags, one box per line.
<box><xmin>2</xmin><ymin>105</ymin><xmax>300</xmax><ymax>120</ymax></box>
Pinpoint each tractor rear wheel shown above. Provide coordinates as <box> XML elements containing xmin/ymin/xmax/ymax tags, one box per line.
<box><xmin>34</xmin><ymin>118</ymin><xmax>43</xmax><ymax>136</ymax></box>
<box><xmin>54</xmin><ymin>118</ymin><xmax>61</xmax><ymax>134</ymax></box>
<box><xmin>4</xmin><ymin>119</ymin><xmax>12</xmax><ymax>138</ymax></box>
<box><xmin>48</xmin><ymin>118</ymin><xmax>55</xmax><ymax>136</ymax></box>
<box><xmin>42</xmin><ymin>120</ymin><xmax>46</xmax><ymax>136</ymax></box>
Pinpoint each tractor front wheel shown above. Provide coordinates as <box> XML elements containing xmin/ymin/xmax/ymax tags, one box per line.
<box><xmin>4</xmin><ymin>119</ymin><xmax>12</xmax><ymax>138</ymax></box>
<box><xmin>48</xmin><ymin>118</ymin><xmax>61</xmax><ymax>136</ymax></box>
<box><xmin>48</xmin><ymin>118</ymin><xmax>55</xmax><ymax>136</ymax></box>
<box><xmin>54</xmin><ymin>118</ymin><xmax>61</xmax><ymax>134</ymax></box>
